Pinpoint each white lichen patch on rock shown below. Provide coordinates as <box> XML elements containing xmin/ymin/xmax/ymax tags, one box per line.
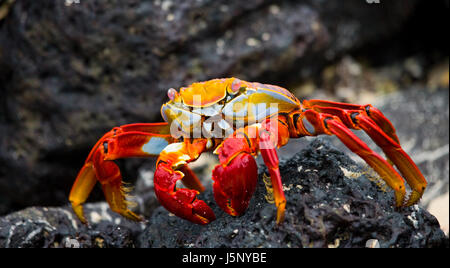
<box><xmin>365</xmin><ymin>239</ymin><xmax>380</xmax><ymax>248</ymax></box>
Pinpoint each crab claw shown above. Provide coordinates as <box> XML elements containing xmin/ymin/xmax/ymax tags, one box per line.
<box><xmin>212</xmin><ymin>153</ymin><xmax>258</xmax><ymax>216</ymax></box>
<box><xmin>154</xmin><ymin>162</ymin><xmax>216</xmax><ymax>225</ymax></box>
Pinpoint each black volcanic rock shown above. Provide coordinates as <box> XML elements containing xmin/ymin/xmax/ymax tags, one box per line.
<box><xmin>0</xmin><ymin>203</ymin><xmax>144</xmax><ymax>248</ymax></box>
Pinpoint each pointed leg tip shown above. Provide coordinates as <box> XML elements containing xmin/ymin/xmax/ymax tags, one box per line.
<box><xmin>393</xmin><ymin>186</ymin><xmax>406</xmax><ymax>207</ymax></box>
<box><xmin>275</xmin><ymin>203</ymin><xmax>286</xmax><ymax>225</ymax></box>
<box><xmin>71</xmin><ymin>203</ymin><xmax>88</xmax><ymax>224</ymax></box>
<box><xmin>404</xmin><ymin>189</ymin><xmax>424</xmax><ymax>207</ymax></box>
<box><xmin>276</xmin><ymin>214</ymin><xmax>285</xmax><ymax>225</ymax></box>
<box><xmin>129</xmin><ymin>214</ymin><xmax>145</xmax><ymax>222</ymax></box>
<box><xmin>115</xmin><ymin>209</ymin><xmax>144</xmax><ymax>222</ymax></box>
<box><xmin>393</xmin><ymin>188</ymin><xmax>424</xmax><ymax>208</ymax></box>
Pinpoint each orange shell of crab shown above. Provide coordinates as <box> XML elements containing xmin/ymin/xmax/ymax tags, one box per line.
<box><xmin>179</xmin><ymin>78</ymin><xmax>242</xmax><ymax>107</ymax></box>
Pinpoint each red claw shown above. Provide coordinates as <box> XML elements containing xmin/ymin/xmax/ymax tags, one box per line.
<box><xmin>154</xmin><ymin>162</ymin><xmax>216</xmax><ymax>225</ymax></box>
<box><xmin>212</xmin><ymin>153</ymin><xmax>258</xmax><ymax>216</ymax></box>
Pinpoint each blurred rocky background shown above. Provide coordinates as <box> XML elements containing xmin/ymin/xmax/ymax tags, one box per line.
<box><xmin>0</xmin><ymin>0</ymin><xmax>448</xmax><ymax>247</ymax></box>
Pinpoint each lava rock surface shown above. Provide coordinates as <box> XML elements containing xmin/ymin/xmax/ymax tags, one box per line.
<box><xmin>0</xmin><ymin>203</ymin><xmax>146</xmax><ymax>248</ymax></box>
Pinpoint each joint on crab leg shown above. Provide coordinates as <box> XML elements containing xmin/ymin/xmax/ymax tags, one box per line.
<box><xmin>363</xmin><ymin>105</ymin><xmax>400</xmax><ymax>144</ymax></box>
<box><xmin>304</xmin><ymin>100</ymin><xmax>400</xmax><ymax>144</ymax></box>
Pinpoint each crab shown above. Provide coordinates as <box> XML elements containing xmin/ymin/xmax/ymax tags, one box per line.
<box><xmin>69</xmin><ymin>78</ymin><xmax>427</xmax><ymax>225</ymax></box>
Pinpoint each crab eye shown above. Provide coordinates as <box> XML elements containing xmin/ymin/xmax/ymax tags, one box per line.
<box><xmin>167</xmin><ymin>88</ymin><xmax>177</xmax><ymax>100</ymax></box>
<box><xmin>231</xmin><ymin>78</ymin><xmax>242</xmax><ymax>93</ymax></box>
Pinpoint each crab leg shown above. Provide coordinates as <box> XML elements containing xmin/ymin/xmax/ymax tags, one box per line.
<box><xmin>93</xmin><ymin>146</ymin><xmax>143</xmax><ymax>221</ymax></box>
<box><xmin>258</xmin><ymin>118</ymin><xmax>291</xmax><ymax>224</ymax></box>
<box><xmin>101</xmin><ymin>129</ymin><xmax>203</xmax><ymax>190</ymax></box>
<box><xmin>69</xmin><ymin>123</ymin><xmax>175</xmax><ymax>224</ymax></box>
<box><xmin>301</xmin><ymin>110</ymin><xmax>408</xmax><ymax>207</ymax></box>
<box><xmin>303</xmin><ymin>100</ymin><xmax>400</xmax><ymax>143</ymax></box>
<box><xmin>69</xmin><ymin>163</ymin><xmax>97</xmax><ymax>224</ymax></box>
<box><xmin>70</xmin><ymin>141</ymin><xmax>143</xmax><ymax>223</ymax></box>
<box><xmin>304</xmin><ymin>101</ymin><xmax>427</xmax><ymax>205</ymax></box>
<box><xmin>154</xmin><ymin>139</ymin><xmax>216</xmax><ymax>225</ymax></box>
<box><xmin>259</xmin><ymin>130</ymin><xmax>286</xmax><ymax>224</ymax></box>
<box><xmin>352</xmin><ymin>114</ymin><xmax>426</xmax><ymax>205</ymax></box>
<box><xmin>324</xmin><ymin>118</ymin><xmax>407</xmax><ymax>206</ymax></box>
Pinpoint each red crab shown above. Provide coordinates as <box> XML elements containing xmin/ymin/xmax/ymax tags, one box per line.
<box><xmin>69</xmin><ymin>78</ymin><xmax>427</xmax><ymax>225</ymax></box>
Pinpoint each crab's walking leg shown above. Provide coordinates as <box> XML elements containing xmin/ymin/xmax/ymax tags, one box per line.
<box><xmin>324</xmin><ymin>118</ymin><xmax>407</xmax><ymax>206</ymax></box>
<box><xmin>304</xmin><ymin>100</ymin><xmax>427</xmax><ymax>206</ymax></box>
<box><xmin>258</xmin><ymin>119</ymin><xmax>291</xmax><ymax>224</ymax></box>
<box><xmin>154</xmin><ymin>139</ymin><xmax>216</xmax><ymax>225</ymax></box>
<box><xmin>69</xmin><ymin>163</ymin><xmax>97</xmax><ymax>224</ymax></box>
<box><xmin>94</xmin><ymin>147</ymin><xmax>143</xmax><ymax>222</ymax></box>
<box><xmin>259</xmin><ymin>131</ymin><xmax>286</xmax><ymax>224</ymax></box>
<box><xmin>301</xmin><ymin>110</ymin><xmax>408</xmax><ymax>206</ymax></box>
<box><xmin>352</xmin><ymin>114</ymin><xmax>426</xmax><ymax>205</ymax></box>
<box><xmin>69</xmin><ymin>123</ymin><xmax>175</xmax><ymax>223</ymax></box>
<box><xmin>303</xmin><ymin>100</ymin><xmax>400</xmax><ymax>143</ymax></box>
